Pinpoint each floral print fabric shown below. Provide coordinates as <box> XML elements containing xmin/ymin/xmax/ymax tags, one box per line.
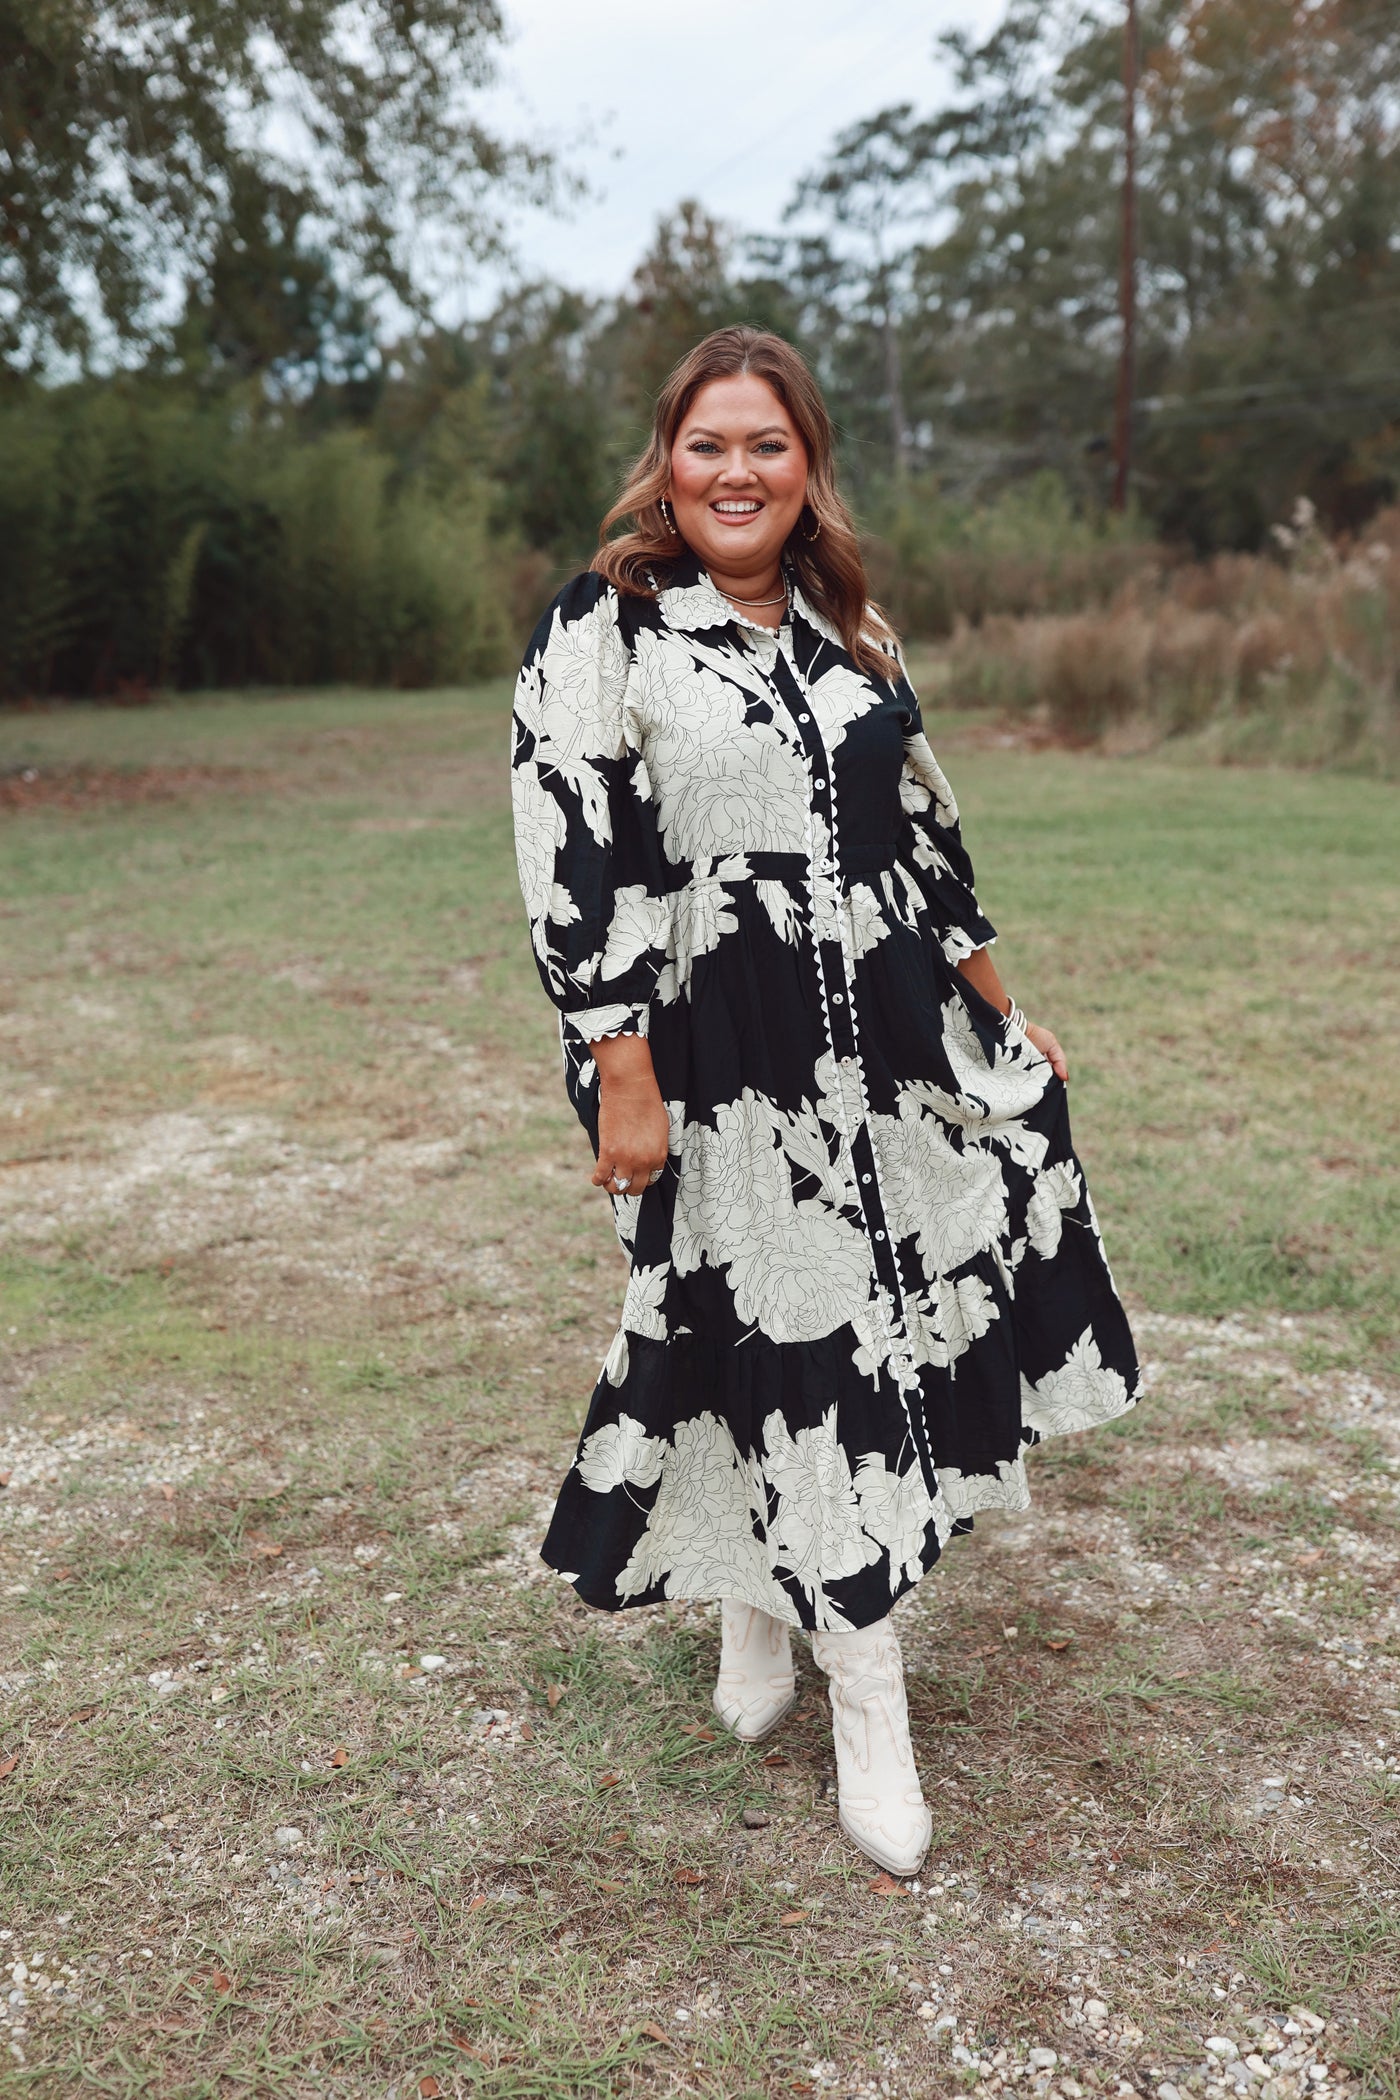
<box><xmin>511</xmin><ymin>552</ymin><xmax>1139</xmax><ymax>1631</ymax></box>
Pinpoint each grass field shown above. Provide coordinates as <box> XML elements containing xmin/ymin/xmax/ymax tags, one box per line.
<box><xmin>1</xmin><ymin>686</ymin><xmax>1398</xmax><ymax>2100</ymax></box>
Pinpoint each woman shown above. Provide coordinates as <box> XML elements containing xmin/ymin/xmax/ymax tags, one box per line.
<box><xmin>511</xmin><ymin>327</ymin><xmax>1139</xmax><ymax>1878</ymax></box>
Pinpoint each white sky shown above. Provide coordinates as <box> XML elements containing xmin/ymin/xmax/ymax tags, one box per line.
<box><xmin>478</xmin><ymin>0</ymin><xmax>1006</xmax><ymax>300</ymax></box>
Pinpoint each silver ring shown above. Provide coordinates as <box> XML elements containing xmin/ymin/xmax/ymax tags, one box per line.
<box><xmin>647</xmin><ymin>1169</ymin><xmax>662</xmax><ymax>1185</ymax></box>
<box><xmin>613</xmin><ymin>1176</ymin><xmax>630</xmax><ymax>1192</ymax></box>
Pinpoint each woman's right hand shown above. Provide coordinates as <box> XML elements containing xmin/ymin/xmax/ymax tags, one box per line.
<box><xmin>589</xmin><ymin>1033</ymin><xmax>671</xmax><ymax>1196</ymax></box>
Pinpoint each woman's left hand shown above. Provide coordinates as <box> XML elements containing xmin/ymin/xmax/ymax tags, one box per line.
<box><xmin>1025</xmin><ymin>1021</ymin><xmax>1068</xmax><ymax>1082</ymax></box>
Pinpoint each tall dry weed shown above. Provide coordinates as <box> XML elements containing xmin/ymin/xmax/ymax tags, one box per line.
<box><xmin>935</xmin><ymin>502</ymin><xmax>1400</xmax><ymax>771</ymax></box>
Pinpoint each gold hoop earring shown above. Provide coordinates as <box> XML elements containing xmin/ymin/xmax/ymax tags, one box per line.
<box><xmin>660</xmin><ymin>496</ymin><xmax>679</xmax><ymax>537</ymax></box>
<box><xmin>804</xmin><ymin>508</ymin><xmax>822</xmax><ymax>542</ymax></box>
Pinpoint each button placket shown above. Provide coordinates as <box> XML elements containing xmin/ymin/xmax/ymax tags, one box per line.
<box><xmin>764</xmin><ymin>647</ymin><xmax>933</xmax><ymax>1482</ymax></box>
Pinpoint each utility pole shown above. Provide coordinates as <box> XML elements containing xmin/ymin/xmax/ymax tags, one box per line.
<box><xmin>1112</xmin><ymin>0</ymin><xmax>1139</xmax><ymax>512</ymax></box>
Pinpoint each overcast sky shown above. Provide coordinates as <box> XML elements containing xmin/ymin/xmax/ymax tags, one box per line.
<box><xmin>477</xmin><ymin>0</ymin><xmax>1006</xmax><ymax>301</ymax></box>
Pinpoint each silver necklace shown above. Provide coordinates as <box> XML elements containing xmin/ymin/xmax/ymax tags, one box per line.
<box><xmin>717</xmin><ymin>580</ymin><xmax>788</xmax><ymax>607</ymax></box>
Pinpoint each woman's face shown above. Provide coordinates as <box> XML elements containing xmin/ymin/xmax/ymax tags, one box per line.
<box><xmin>667</xmin><ymin>374</ymin><xmax>809</xmax><ymax>578</ymax></box>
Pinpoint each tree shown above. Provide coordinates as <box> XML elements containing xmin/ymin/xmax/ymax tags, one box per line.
<box><xmin>0</xmin><ymin>0</ymin><xmax>555</xmax><ymax>372</ymax></box>
<box><xmin>787</xmin><ymin>105</ymin><xmax>944</xmax><ymax>480</ymax></box>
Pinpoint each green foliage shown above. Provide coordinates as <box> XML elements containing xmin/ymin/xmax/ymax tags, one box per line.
<box><xmin>7</xmin><ymin>2</ymin><xmax>1400</xmax><ymax>695</ymax></box>
<box><xmin>0</xmin><ymin>0</ymin><xmax>548</xmax><ymax>370</ymax></box>
<box><xmin>0</xmin><ymin>386</ymin><xmax>518</xmax><ymax>695</ymax></box>
<box><xmin>863</xmin><ymin>470</ymin><xmax>1155</xmax><ymax>634</ymax></box>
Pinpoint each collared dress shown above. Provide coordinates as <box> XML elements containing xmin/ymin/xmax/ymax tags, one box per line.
<box><xmin>511</xmin><ymin>552</ymin><xmax>1139</xmax><ymax>1631</ymax></box>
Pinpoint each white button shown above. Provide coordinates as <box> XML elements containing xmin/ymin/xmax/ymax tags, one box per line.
<box><xmin>875</xmin><ymin>1231</ymin><xmax>886</xmax><ymax>1242</ymax></box>
<box><xmin>798</xmin><ymin>712</ymin><xmax>811</xmax><ymax>723</ymax></box>
<box><xmin>831</xmin><ymin>993</ymin><xmax>844</xmax><ymax>1005</ymax></box>
<box><xmin>814</xmin><ymin>778</ymin><xmax>826</xmax><ymax>790</ymax></box>
<box><xmin>861</xmin><ymin>1173</ymin><xmax>871</xmax><ymax>1184</ymax></box>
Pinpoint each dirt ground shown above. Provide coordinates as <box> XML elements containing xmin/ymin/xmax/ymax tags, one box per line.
<box><xmin>1</xmin><ymin>689</ymin><xmax>1397</xmax><ymax>2099</ymax></box>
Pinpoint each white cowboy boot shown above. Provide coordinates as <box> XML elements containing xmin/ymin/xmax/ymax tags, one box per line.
<box><xmin>712</xmin><ymin>1600</ymin><xmax>796</xmax><ymax>1743</ymax></box>
<box><xmin>811</xmin><ymin>1617</ymin><xmax>931</xmax><ymax>1877</ymax></box>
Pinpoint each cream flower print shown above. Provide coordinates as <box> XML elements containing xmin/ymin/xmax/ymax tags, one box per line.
<box><xmin>511</xmin><ymin>761</ymin><xmax>565</xmax><ymax>938</ymax></box>
<box><xmin>872</xmin><ymin>1095</ymin><xmax>1008</xmax><ymax>1273</ymax></box>
<box><xmin>514</xmin><ymin>559</ymin><xmax>1139</xmax><ymax>1630</ymax></box>
<box><xmin>761</xmin><ymin>1408</ymin><xmax>879</xmax><ymax>1592</ymax></box>
<box><xmin>577</xmin><ymin>1412</ymin><xmax>665</xmax><ymax>1493</ymax></box>
<box><xmin>671</xmin><ymin>880</ymin><xmax>738</xmax><ymax>988</ymax></box>
<box><xmin>853</xmin><ymin>1450</ymin><xmax>944</xmax><ymax>1583</ymax></box>
<box><xmin>1021</xmin><ymin>1328</ymin><xmax>1132</xmax><ymax>1437</ymax></box>
<box><xmin>807</xmin><ymin>659</ymin><xmax>885</xmax><ymax>749</ymax></box>
<box><xmin>658</xmin><ymin>729</ymin><xmax>808</xmax><ymax>860</ymax></box>
<box><xmin>938</xmin><ymin>1271</ymin><xmax>999</xmax><ymax>1361</ymax></box>
<box><xmin>672</xmin><ymin>1094</ymin><xmax>871</xmax><ymax>1342</ymax></box>
<box><xmin>1025</xmin><ymin>1160</ymin><xmax>1084</xmax><ymax>1259</ymax></box>
<box><xmin>616</xmin><ymin>1412</ymin><xmax>793</xmax><ymax>1618</ymax></box>
<box><xmin>531</xmin><ymin>597</ymin><xmax>630</xmax><ymax>765</ymax></box>
<box><xmin>621</xmin><ymin>1262</ymin><xmax>669</xmax><ymax>1340</ymax></box>
<box><xmin>755</xmin><ymin>878</ymin><xmax>803</xmax><ymax>945</ymax></box>
<box><xmin>939</xmin><ymin>1457</ymin><xmax>1032</xmax><ymax>1520</ymax></box>
<box><xmin>843</xmin><ymin>880</ymin><xmax>892</xmax><ymax>961</ymax></box>
<box><xmin>600</xmin><ymin>886</ymin><xmax>671</xmax><ymax>983</ymax></box>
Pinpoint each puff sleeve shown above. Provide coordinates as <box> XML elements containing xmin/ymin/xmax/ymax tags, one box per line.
<box><xmin>896</xmin><ymin>701</ymin><xmax>997</xmax><ymax>964</ymax></box>
<box><xmin>511</xmin><ymin>572</ymin><xmax>671</xmax><ymax>1042</ymax></box>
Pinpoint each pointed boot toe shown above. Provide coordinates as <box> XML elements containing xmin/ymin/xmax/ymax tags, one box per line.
<box><xmin>812</xmin><ymin>1617</ymin><xmax>932</xmax><ymax>1879</ymax></box>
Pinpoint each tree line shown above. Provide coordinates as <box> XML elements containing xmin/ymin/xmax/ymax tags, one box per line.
<box><xmin>2</xmin><ymin>0</ymin><xmax>1398</xmax><ymax>697</ymax></box>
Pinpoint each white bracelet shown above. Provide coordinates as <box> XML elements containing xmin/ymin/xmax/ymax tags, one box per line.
<box><xmin>1006</xmin><ymin>1001</ymin><xmax>1030</xmax><ymax>1033</ymax></box>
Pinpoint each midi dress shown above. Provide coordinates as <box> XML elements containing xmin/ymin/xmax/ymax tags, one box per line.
<box><xmin>511</xmin><ymin>552</ymin><xmax>1140</xmax><ymax>1632</ymax></box>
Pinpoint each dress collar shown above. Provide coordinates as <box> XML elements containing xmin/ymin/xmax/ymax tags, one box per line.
<box><xmin>653</xmin><ymin>546</ymin><xmax>845</xmax><ymax>653</ymax></box>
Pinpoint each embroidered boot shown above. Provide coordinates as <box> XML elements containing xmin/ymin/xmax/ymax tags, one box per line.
<box><xmin>811</xmin><ymin>1617</ymin><xmax>931</xmax><ymax>1877</ymax></box>
<box><xmin>712</xmin><ymin>1600</ymin><xmax>796</xmax><ymax>1743</ymax></box>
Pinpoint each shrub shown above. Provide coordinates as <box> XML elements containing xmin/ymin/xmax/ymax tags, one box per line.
<box><xmin>862</xmin><ymin>471</ymin><xmax>1158</xmax><ymax>638</ymax></box>
<box><xmin>0</xmin><ymin>386</ymin><xmax>519</xmax><ymax>698</ymax></box>
<box><xmin>930</xmin><ymin>501</ymin><xmax>1400</xmax><ymax>771</ymax></box>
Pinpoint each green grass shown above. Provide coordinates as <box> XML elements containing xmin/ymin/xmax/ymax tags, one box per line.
<box><xmin>2</xmin><ymin>687</ymin><xmax>1399</xmax><ymax>2098</ymax></box>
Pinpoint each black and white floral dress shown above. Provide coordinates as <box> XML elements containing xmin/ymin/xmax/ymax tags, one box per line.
<box><xmin>511</xmin><ymin>552</ymin><xmax>1139</xmax><ymax>1632</ymax></box>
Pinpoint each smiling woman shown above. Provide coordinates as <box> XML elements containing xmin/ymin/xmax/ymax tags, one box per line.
<box><xmin>509</xmin><ymin>326</ymin><xmax>1140</xmax><ymax>1881</ymax></box>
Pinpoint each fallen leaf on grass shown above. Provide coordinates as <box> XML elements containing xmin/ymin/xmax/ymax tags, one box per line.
<box><xmin>597</xmin><ymin>1770</ymin><xmax>622</xmax><ymax>1790</ymax></box>
<box><xmin>605</xmin><ymin>1829</ymin><xmax>628</xmax><ymax>1846</ymax></box>
<box><xmin>674</xmin><ymin>1867</ymin><xmax>704</xmax><ymax>1886</ymax></box>
<box><xmin>638</xmin><ymin>2021</ymin><xmax>674</xmax><ymax>2047</ymax></box>
<box><xmin>247</xmin><ymin>1538</ymin><xmax>283</xmax><ymax>1560</ymax></box>
<box><xmin>679</xmin><ymin>1722</ymin><xmax>716</xmax><ymax>1741</ymax></box>
<box><xmin>53</xmin><ymin>1567</ymin><xmax>77</xmax><ymax>1582</ymax></box>
<box><xmin>1045</xmin><ymin>1638</ymin><xmax>1072</xmax><ymax>1652</ymax></box>
<box><xmin>869</xmin><ymin>1873</ymin><xmax>913</xmax><ymax>1898</ymax></box>
<box><xmin>65</xmin><ymin>1704</ymin><xmax>99</xmax><ymax>1725</ymax></box>
<box><xmin>211</xmin><ymin>1972</ymin><xmax>232</xmax><ymax>1995</ymax></box>
<box><xmin>545</xmin><ymin>1682</ymin><xmax>564</xmax><ymax>1709</ymax></box>
<box><xmin>419</xmin><ymin>2078</ymin><xmax>443</xmax><ymax>2097</ymax></box>
<box><xmin>400</xmin><ymin>1927</ymin><xmax>417</xmax><ymax>1944</ymax></box>
<box><xmin>329</xmin><ymin>1746</ymin><xmax>348</xmax><ymax>1767</ymax></box>
<box><xmin>0</xmin><ymin>1755</ymin><xmax>18</xmax><ymax>1781</ymax></box>
<box><xmin>159</xmin><ymin>1484</ymin><xmax>175</xmax><ymax>1502</ymax></box>
<box><xmin>779</xmin><ymin>1909</ymin><xmax>808</xmax><ymax>1926</ymax></box>
<box><xmin>762</xmin><ymin>1752</ymin><xmax>789</xmax><ymax>1767</ymax></box>
<box><xmin>450</xmin><ymin>2035</ymin><xmax>488</xmax><ymax>2060</ymax></box>
<box><xmin>1295</xmin><ymin>1548</ymin><xmax>1325</xmax><ymax>1567</ymax></box>
<box><xmin>519</xmin><ymin>1721</ymin><xmax>534</xmax><ymax>1742</ymax></box>
<box><xmin>467</xmin><ymin>1894</ymin><xmax>488</xmax><ymax>1912</ymax></box>
<box><xmin>597</xmin><ymin>1879</ymin><xmax>626</xmax><ymax>1894</ymax></box>
<box><xmin>0</xmin><ymin>1472</ymin><xmax>10</xmax><ymax>1488</ymax></box>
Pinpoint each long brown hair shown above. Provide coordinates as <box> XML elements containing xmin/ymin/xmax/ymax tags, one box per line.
<box><xmin>593</xmin><ymin>327</ymin><xmax>896</xmax><ymax>679</ymax></box>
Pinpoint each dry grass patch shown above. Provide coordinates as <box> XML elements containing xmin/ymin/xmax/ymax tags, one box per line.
<box><xmin>2</xmin><ymin>685</ymin><xmax>1397</xmax><ymax>2096</ymax></box>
